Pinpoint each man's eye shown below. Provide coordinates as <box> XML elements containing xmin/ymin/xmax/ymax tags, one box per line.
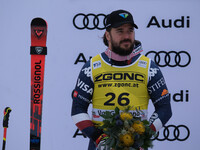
<box><xmin>129</xmin><ymin>29</ymin><xmax>133</xmax><ymax>32</ymax></box>
<box><xmin>117</xmin><ymin>30</ymin><xmax>123</xmax><ymax>33</ymax></box>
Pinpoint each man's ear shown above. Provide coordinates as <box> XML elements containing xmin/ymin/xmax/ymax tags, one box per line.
<box><xmin>105</xmin><ymin>31</ymin><xmax>110</xmax><ymax>42</ymax></box>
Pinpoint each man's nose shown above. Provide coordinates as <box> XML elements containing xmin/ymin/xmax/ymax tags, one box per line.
<box><xmin>123</xmin><ymin>31</ymin><xmax>131</xmax><ymax>38</ymax></box>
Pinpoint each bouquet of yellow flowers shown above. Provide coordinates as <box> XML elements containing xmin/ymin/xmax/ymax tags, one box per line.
<box><xmin>98</xmin><ymin>106</ymin><xmax>156</xmax><ymax>150</ymax></box>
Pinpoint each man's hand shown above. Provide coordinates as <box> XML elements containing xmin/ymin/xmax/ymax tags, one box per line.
<box><xmin>95</xmin><ymin>134</ymin><xmax>109</xmax><ymax>150</ymax></box>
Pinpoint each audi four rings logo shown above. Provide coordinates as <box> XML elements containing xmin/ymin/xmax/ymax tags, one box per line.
<box><xmin>73</xmin><ymin>13</ymin><xmax>107</xmax><ymax>30</ymax></box>
<box><xmin>145</xmin><ymin>51</ymin><xmax>191</xmax><ymax>67</ymax></box>
<box><xmin>152</xmin><ymin>125</ymin><xmax>190</xmax><ymax>141</ymax></box>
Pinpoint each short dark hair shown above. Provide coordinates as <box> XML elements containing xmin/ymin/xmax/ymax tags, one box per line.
<box><xmin>103</xmin><ymin>33</ymin><xmax>108</xmax><ymax>46</ymax></box>
<box><xmin>103</xmin><ymin>27</ymin><xmax>111</xmax><ymax>46</ymax></box>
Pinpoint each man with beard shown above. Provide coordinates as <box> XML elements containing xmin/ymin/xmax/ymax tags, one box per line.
<box><xmin>71</xmin><ymin>10</ymin><xmax>172</xmax><ymax>150</ymax></box>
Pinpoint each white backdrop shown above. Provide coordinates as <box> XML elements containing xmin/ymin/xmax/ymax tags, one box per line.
<box><xmin>0</xmin><ymin>0</ymin><xmax>200</xmax><ymax>149</ymax></box>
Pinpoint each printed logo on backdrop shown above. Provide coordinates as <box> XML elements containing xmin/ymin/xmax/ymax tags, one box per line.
<box><xmin>145</xmin><ymin>51</ymin><xmax>191</xmax><ymax>67</ymax></box>
<box><xmin>74</xmin><ymin>53</ymin><xmax>92</xmax><ymax>64</ymax></box>
<box><xmin>170</xmin><ymin>90</ymin><xmax>189</xmax><ymax>102</ymax></box>
<box><xmin>73</xmin><ymin>13</ymin><xmax>107</xmax><ymax>30</ymax></box>
<box><xmin>152</xmin><ymin>125</ymin><xmax>190</xmax><ymax>141</ymax></box>
<box><xmin>147</xmin><ymin>16</ymin><xmax>190</xmax><ymax>28</ymax></box>
<box><xmin>73</xmin><ymin>124</ymin><xmax>190</xmax><ymax>141</ymax></box>
<box><xmin>73</xmin><ymin>128</ymin><xmax>87</xmax><ymax>138</ymax></box>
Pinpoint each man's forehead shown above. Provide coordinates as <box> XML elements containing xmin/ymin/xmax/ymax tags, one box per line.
<box><xmin>114</xmin><ymin>24</ymin><xmax>134</xmax><ymax>30</ymax></box>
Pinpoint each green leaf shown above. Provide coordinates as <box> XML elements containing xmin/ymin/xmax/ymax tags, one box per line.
<box><xmin>142</xmin><ymin>120</ymin><xmax>150</xmax><ymax>125</ymax></box>
<box><xmin>100</xmin><ymin>111</ymin><xmax>113</xmax><ymax>119</ymax></box>
<box><xmin>115</xmin><ymin>107</ymin><xmax>120</xmax><ymax>114</ymax></box>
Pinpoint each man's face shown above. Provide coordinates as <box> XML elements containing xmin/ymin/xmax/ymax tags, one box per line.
<box><xmin>106</xmin><ymin>24</ymin><xmax>135</xmax><ymax>56</ymax></box>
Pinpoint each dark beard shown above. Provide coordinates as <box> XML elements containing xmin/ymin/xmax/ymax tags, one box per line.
<box><xmin>111</xmin><ymin>39</ymin><xmax>134</xmax><ymax>56</ymax></box>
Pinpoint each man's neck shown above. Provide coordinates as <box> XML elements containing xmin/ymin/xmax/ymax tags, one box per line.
<box><xmin>105</xmin><ymin>48</ymin><xmax>142</xmax><ymax>61</ymax></box>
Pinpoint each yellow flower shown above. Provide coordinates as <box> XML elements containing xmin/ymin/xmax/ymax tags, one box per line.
<box><xmin>120</xmin><ymin>112</ymin><xmax>133</xmax><ymax>121</ymax></box>
<box><xmin>120</xmin><ymin>134</ymin><xmax>134</xmax><ymax>147</ymax></box>
<box><xmin>132</xmin><ymin>121</ymin><xmax>145</xmax><ymax>134</ymax></box>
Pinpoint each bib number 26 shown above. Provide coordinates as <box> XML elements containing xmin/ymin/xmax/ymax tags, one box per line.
<box><xmin>104</xmin><ymin>92</ymin><xmax>130</xmax><ymax>106</ymax></box>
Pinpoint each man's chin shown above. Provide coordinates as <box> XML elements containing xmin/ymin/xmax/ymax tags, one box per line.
<box><xmin>120</xmin><ymin>43</ymin><xmax>132</xmax><ymax>49</ymax></box>
<box><xmin>111</xmin><ymin>44</ymin><xmax>134</xmax><ymax>56</ymax></box>
<box><xmin>117</xmin><ymin>49</ymin><xmax>133</xmax><ymax>56</ymax></box>
<box><xmin>120</xmin><ymin>46</ymin><xmax>131</xmax><ymax>52</ymax></box>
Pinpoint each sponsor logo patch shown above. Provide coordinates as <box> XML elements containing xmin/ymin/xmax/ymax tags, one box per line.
<box><xmin>93</xmin><ymin>61</ymin><xmax>101</xmax><ymax>69</ymax></box>
<box><xmin>161</xmin><ymin>89</ymin><xmax>168</xmax><ymax>96</ymax></box>
<box><xmin>73</xmin><ymin>91</ymin><xmax>78</xmax><ymax>97</ymax></box>
<box><xmin>138</xmin><ymin>60</ymin><xmax>147</xmax><ymax>68</ymax></box>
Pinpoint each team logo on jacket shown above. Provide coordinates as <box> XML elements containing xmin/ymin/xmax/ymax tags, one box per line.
<box><xmin>82</xmin><ymin>67</ymin><xmax>92</xmax><ymax>77</ymax></box>
<box><xmin>138</xmin><ymin>60</ymin><xmax>147</xmax><ymax>68</ymax></box>
<box><xmin>149</xmin><ymin>68</ymin><xmax>159</xmax><ymax>81</ymax></box>
<box><xmin>73</xmin><ymin>91</ymin><xmax>78</xmax><ymax>97</ymax></box>
<box><xmin>93</xmin><ymin>61</ymin><xmax>101</xmax><ymax>69</ymax></box>
<box><xmin>161</xmin><ymin>89</ymin><xmax>168</xmax><ymax>96</ymax></box>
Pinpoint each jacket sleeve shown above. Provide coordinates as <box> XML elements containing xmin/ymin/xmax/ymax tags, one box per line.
<box><xmin>147</xmin><ymin>60</ymin><xmax>172</xmax><ymax>132</ymax></box>
<box><xmin>71</xmin><ymin>60</ymin><xmax>103</xmax><ymax>142</ymax></box>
